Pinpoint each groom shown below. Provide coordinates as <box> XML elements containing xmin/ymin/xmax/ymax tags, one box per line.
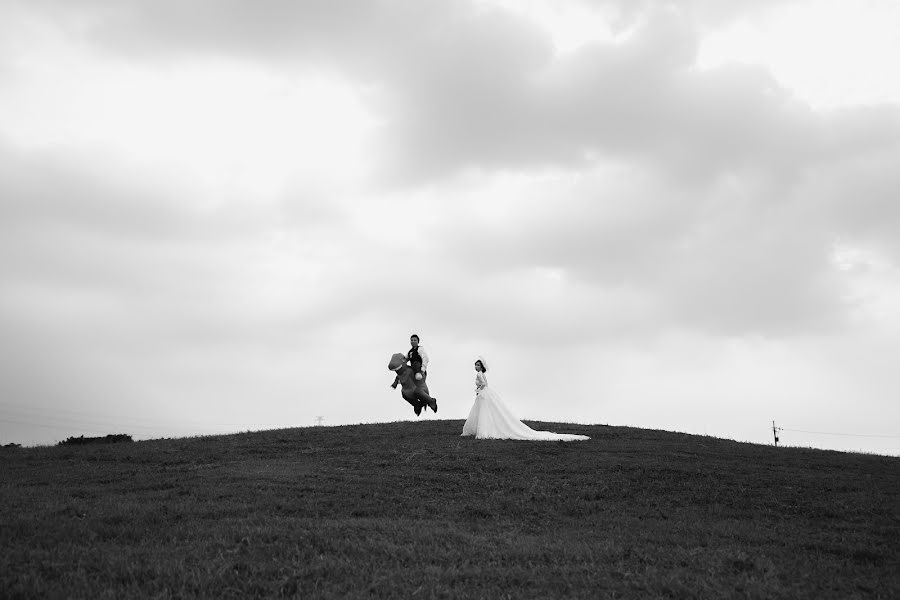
<box><xmin>389</xmin><ymin>334</ymin><xmax>437</xmax><ymax>416</ymax></box>
<box><xmin>391</xmin><ymin>334</ymin><xmax>429</xmax><ymax>388</ymax></box>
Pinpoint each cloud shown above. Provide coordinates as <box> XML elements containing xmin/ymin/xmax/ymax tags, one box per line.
<box><xmin>4</xmin><ymin>0</ymin><xmax>899</xmax><ymax>340</ymax></box>
<box><xmin>7</xmin><ymin>1</ymin><xmax>890</xmax><ymax>182</ymax></box>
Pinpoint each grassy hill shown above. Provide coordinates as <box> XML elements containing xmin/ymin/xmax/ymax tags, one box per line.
<box><xmin>1</xmin><ymin>420</ymin><xmax>898</xmax><ymax>599</ymax></box>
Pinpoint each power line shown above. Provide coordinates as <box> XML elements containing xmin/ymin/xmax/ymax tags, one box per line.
<box><xmin>0</xmin><ymin>401</ymin><xmax>207</xmax><ymax>428</ymax></box>
<box><xmin>0</xmin><ymin>409</ymin><xmax>293</xmax><ymax>439</ymax></box>
<box><xmin>779</xmin><ymin>427</ymin><xmax>900</xmax><ymax>439</ymax></box>
<box><xmin>0</xmin><ymin>415</ymin><xmax>167</xmax><ymax>434</ymax></box>
<box><xmin>0</xmin><ymin>401</ymin><xmax>290</xmax><ymax>433</ymax></box>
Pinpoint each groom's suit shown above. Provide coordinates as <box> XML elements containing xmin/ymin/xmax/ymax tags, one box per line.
<box><xmin>391</xmin><ymin>345</ymin><xmax>429</xmax><ymax>388</ymax></box>
<box><xmin>388</xmin><ymin>353</ymin><xmax>437</xmax><ymax>415</ymax></box>
<box><xmin>407</xmin><ymin>345</ymin><xmax>428</xmax><ymax>380</ymax></box>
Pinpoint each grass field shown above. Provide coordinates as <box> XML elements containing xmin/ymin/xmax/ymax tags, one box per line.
<box><xmin>2</xmin><ymin>420</ymin><xmax>898</xmax><ymax>599</ymax></box>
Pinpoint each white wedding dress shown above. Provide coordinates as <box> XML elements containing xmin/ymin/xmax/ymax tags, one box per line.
<box><xmin>461</xmin><ymin>371</ymin><xmax>589</xmax><ymax>441</ymax></box>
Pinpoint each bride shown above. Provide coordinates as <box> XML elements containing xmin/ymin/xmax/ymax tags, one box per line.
<box><xmin>461</xmin><ymin>357</ymin><xmax>589</xmax><ymax>441</ymax></box>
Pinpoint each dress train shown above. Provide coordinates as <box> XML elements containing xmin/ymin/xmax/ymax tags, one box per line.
<box><xmin>461</xmin><ymin>386</ymin><xmax>589</xmax><ymax>441</ymax></box>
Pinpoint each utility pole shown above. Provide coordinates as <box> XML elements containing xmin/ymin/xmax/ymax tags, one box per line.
<box><xmin>315</xmin><ymin>416</ymin><xmax>324</xmax><ymax>427</ymax></box>
<box><xmin>772</xmin><ymin>420</ymin><xmax>779</xmax><ymax>447</ymax></box>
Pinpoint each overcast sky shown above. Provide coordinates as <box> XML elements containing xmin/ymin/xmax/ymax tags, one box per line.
<box><xmin>2</xmin><ymin>0</ymin><xmax>899</xmax><ymax>454</ymax></box>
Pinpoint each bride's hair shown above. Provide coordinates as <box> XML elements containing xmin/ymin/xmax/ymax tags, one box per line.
<box><xmin>476</xmin><ymin>357</ymin><xmax>488</xmax><ymax>372</ymax></box>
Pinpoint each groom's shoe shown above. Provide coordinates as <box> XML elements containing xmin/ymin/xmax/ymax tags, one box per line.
<box><xmin>428</xmin><ymin>397</ymin><xmax>438</xmax><ymax>413</ymax></box>
<box><xmin>414</xmin><ymin>404</ymin><xmax>422</xmax><ymax>417</ymax></box>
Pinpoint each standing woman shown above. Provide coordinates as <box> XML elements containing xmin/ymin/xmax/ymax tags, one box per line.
<box><xmin>461</xmin><ymin>357</ymin><xmax>589</xmax><ymax>441</ymax></box>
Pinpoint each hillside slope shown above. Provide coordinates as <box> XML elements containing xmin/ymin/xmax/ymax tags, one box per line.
<box><xmin>1</xmin><ymin>420</ymin><xmax>898</xmax><ymax>599</ymax></box>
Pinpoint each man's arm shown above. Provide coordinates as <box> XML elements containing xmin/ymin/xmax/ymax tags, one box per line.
<box><xmin>419</xmin><ymin>347</ymin><xmax>430</xmax><ymax>373</ymax></box>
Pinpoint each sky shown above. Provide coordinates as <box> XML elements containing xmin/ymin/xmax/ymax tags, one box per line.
<box><xmin>1</xmin><ymin>0</ymin><xmax>899</xmax><ymax>455</ymax></box>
